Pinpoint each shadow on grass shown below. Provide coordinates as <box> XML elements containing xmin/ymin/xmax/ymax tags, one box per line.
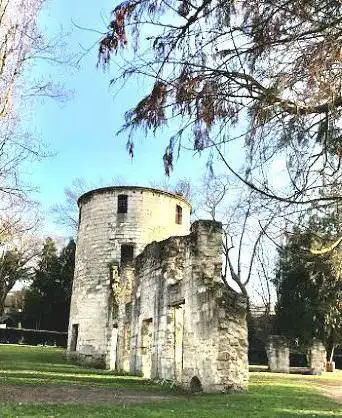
<box><xmin>0</xmin><ymin>370</ymin><xmax>162</xmax><ymax>391</ymax></box>
<box><xmin>0</xmin><ymin>387</ymin><xmax>342</xmax><ymax>418</ymax></box>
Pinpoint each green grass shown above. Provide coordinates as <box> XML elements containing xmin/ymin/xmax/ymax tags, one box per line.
<box><xmin>1</xmin><ymin>344</ymin><xmax>342</xmax><ymax>417</ymax></box>
<box><xmin>0</xmin><ymin>344</ymin><xmax>162</xmax><ymax>390</ymax></box>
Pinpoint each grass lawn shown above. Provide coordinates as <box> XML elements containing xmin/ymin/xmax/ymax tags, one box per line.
<box><xmin>0</xmin><ymin>344</ymin><xmax>162</xmax><ymax>391</ymax></box>
<box><xmin>0</xmin><ymin>344</ymin><xmax>341</xmax><ymax>417</ymax></box>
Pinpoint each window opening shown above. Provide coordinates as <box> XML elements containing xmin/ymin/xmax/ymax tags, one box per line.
<box><xmin>121</xmin><ymin>245</ymin><xmax>134</xmax><ymax>264</ymax></box>
<box><xmin>176</xmin><ymin>205</ymin><xmax>183</xmax><ymax>224</ymax></box>
<box><xmin>70</xmin><ymin>324</ymin><xmax>79</xmax><ymax>351</ymax></box>
<box><xmin>124</xmin><ymin>326</ymin><xmax>131</xmax><ymax>352</ymax></box>
<box><xmin>117</xmin><ymin>195</ymin><xmax>128</xmax><ymax>213</ymax></box>
<box><xmin>78</xmin><ymin>207</ymin><xmax>82</xmax><ymax>230</ymax></box>
<box><xmin>125</xmin><ymin>302</ymin><xmax>132</xmax><ymax>322</ymax></box>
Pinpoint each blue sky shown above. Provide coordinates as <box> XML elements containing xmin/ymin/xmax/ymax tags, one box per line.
<box><xmin>25</xmin><ymin>0</ymin><xmax>212</xmax><ymax>236</ymax></box>
<box><xmin>17</xmin><ymin>0</ymin><xmax>280</xmax><ymax>303</ymax></box>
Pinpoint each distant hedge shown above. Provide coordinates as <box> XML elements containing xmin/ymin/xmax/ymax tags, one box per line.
<box><xmin>0</xmin><ymin>327</ymin><xmax>67</xmax><ymax>347</ymax></box>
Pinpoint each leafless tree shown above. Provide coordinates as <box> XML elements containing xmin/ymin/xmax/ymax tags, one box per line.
<box><xmin>197</xmin><ymin>173</ymin><xmax>276</xmax><ymax>310</ymax></box>
<box><xmin>52</xmin><ymin>177</ymin><xmax>128</xmax><ymax>235</ymax></box>
<box><xmin>0</xmin><ymin>0</ymin><xmax>73</xmax><ymax>209</ymax></box>
<box><xmin>0</xmin><ymin>0</ymin><xmax>42</xmax><ymax>201</ymax></box>
<box><xmin>197</xmin><ymin>174</ymin><xmax>231</xmax><ymax>220</ymax></box>
<box><xmin>254</xmin><ymin>245</ymin><xmax>275</xmax><ymax>315</ymax></box>
<box><xmin>222</xmin><ymin>199</ymin><xmax>275</xmax><ymax>310</ymax></box>
<box><xmin>51</xmin><ymin>178</ymin><xmax>90</xmax><ymax>234</ymax></box>
<box><xmin>150</xmin><ymin>177</ymin><xmax>193</xmax><ymax>201</ymax></box>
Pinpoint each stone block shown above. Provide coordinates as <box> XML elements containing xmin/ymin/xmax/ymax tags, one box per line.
<box><xmin>266</xmin><ymin>335</ymin><xmax>289</xmax><ymax>373</ymax></box>
<box><xmin>308</xmin><ymin>339</ymin><xmax>326</xmax><ymax>375</ymax></box>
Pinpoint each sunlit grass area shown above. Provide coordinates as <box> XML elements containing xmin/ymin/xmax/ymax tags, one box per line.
<box><xmin>1</xmin><ymin>344</ymin><xmax>342</xmax><ymax>417</ymax></box>
<box><xmin>0</xmin><ymin>344</ymin><xmax>161</xmax><ymax>390</ymax></box>
<box><xmin>252</xmin><ymin>370</ymin><xmax>342</xmax><ymax>386</ymax></box>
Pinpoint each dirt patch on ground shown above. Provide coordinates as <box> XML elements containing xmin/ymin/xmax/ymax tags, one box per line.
<box><xmin>0</xmin><ymin>384</ymin><xmax>176</xmax><ymax>405</ymax></box>
<box><xmin>295</xmin><ymin>370</ymin><xmax>342</xmax><ymax>405</ymax></box>
<box><xmin>318</xmin><ymin>383</ymin><xmax>342</xmax><ymax>405</ymax></box>
<box><xmin>3</xmin><ymin>375</ymin><xmax>342</xmax><ymax>406</ymax></box>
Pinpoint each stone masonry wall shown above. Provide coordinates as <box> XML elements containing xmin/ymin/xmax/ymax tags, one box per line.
<box><xmin>67</xmin><ymin>187</ymin><xmax>191</xmax><ymax>365</ymax></box>
<box><xmin>115</xmin><ymin>220</ymin><xmax>248</xmax><ymax>392</ymax></box>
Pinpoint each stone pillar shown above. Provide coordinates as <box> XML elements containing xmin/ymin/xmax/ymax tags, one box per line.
<box><xmin>308</xmin><ymin>339</ymin><xmax>326</xmax><ymax>375</ymax></box>
<box><xmin>186</xmin><ymin>220</ymin><xmax>248</xmax><ymax>392</ymax></box>
<box><xmin>266</xmin><ymin>335</ymin><xmax>289</xmax><ymax>373</ymax></box>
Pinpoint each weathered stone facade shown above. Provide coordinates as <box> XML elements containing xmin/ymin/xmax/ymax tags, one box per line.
<box><xmin>67</xmin><ymin>186</ymin><xmax>248</xmax><ymax>392</ymax></box>
<box><xmin>67</xmin><ymin>187</ymin><xmax>191</xmax><ymax>366</ymax></box>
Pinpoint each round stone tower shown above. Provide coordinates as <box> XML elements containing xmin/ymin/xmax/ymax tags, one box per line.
<box><xmin>67</xmin><ymin>186</ymin><xmax>191</xmax><ymax>366</ymax></box>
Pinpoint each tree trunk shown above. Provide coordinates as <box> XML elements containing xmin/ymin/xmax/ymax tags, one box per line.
<box><xmin>238</xmin><ymin>282</ymin><xmax>251</xmax><ymax>317</ymax></box>
<box><xmin>0</xmin><ymin>289</ymin><xmax>7</xmax><ymax>316</ymax></box>
<box><xmin>327</xmin><ymin>331</ymin><xmax>335</xmax><ymax>363</ymax></box>
<box><xmin>329</xmin><ymin>345</ymin><xmax>335</xmax><ymax>363</ymax></box>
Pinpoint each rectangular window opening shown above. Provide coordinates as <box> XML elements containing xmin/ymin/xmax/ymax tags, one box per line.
<box><xmin>70</xmin><ymin>324</ymin><xmax>79</xmax><ymax>351</ymax></box>
<box><xmin>176</xmin><ymin>205</ymin><xmax>183</xmax><ymax>224</ymax></box>
<box><xmin>141</xmin><ymin>318</ymin><xmax>153</xmax><ymax>348</ymax></box>
<box><xmin>78</xmin><ymin>207</ymin><xmax>82</xmax><ymax>230</ymax></box>
<box><xmin>117</xmin><ymin>195</ymin><xmax>128</xmax><ymax>213</ymax></box>
<box><xmin>121</xmin><ymin>244</ymin><xmax>134</xmax><ymax>264</ymax></box>
<box><xmin>124</xmin><ymin>326</ymin><xmax>131</xmax><ymax>352</ymax></box>
<box><xmin>125</xmin><ymin>302</ymin><xmax>132</xmax><ymax>322</ymax></box>
<box><xmin>135</xmin><ymin>297</ymin><xmax>141</xmax><ymax>317</ymax></box>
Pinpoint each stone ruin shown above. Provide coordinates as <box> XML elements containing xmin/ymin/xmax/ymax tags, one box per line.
<box><xmin>308</xmin><ymin>339</ymin><xmax>327</xmax><ymax>375</ymax></box>
<box><xmin>266</xmin><ymin>335</ymin><xmax>327</xmax><ymax>375</ymax></box>
<box><xmin>265</xmin><ymin>335</ymin><xmax>290</xmax><ymax>373</ymax></box>
<box><xmin>66</xmin><ymin>186</ymin><xmax>248</xmax><ymax>392</ymax></box>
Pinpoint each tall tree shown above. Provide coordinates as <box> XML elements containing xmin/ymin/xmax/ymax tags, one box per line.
<box><xmin>274</xmin><ymin>213</ymin><xmax>342</xmax><ymax>358</ymax></box>
<box><xmin>24</xmin><ymin>238</ymin><xmax>75</xmax><ymax>331</ymax></box>
<box><xmin>0</xmin><ymin>227</ymin><xmax>39</xmax><ymax>316</ymax></box>
<box><xmin>0</xmin><ymin>0</ymin><xmax>71</xmax><ymax>212</ymax></box>
<box><xmin>98</xmin><ymin>0</ymin><xmax>342</xmax><ymax>205</ymax></box>
<box><xmin>0</xmin><ymin>248</ymin><xmax>34</xmax><ymax>316</ymax></box>
<box><xmin>57</xmin><ymin>239</ymin><xmax>76</xmax><ymax>330</ymax></box>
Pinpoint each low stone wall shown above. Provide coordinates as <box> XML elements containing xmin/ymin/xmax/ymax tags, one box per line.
<box><xmin>265</xmin><ymin>335</ymin><xmax>289</xmax><ymax>373</ymax></box>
